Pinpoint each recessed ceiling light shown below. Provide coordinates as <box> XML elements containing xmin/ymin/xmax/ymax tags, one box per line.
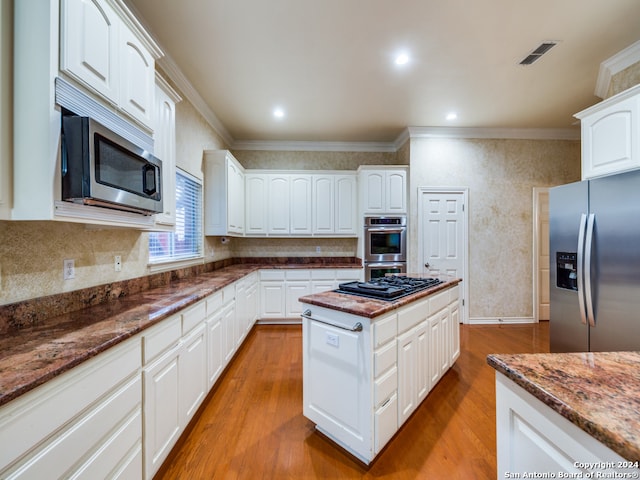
<box><xmin>446</xmin><ymin>112</ymin><xmax>458</xmax><ymax>121</ymax></box>
<box><xmin>395</xmin><ymin>53</ymin><xmax>410</xmax><ymax>66</ymax></box>
<box><xmin>273</xmin><ymin>108</ymin><xmax>285</xmax><ymax>119</ymax></box>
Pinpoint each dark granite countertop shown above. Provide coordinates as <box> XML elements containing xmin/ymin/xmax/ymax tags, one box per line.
<box><xmin>298</xmin><ymin>278</ymin><xmax>461</xmax><ymax>319</ymax></box>
<box><xmin>487</xmin><ymin>351</ymin><xmax>640</xmax><ymax>462</ymax></box>
<box><xmin>0</xmin><ymin>260</ymin><xmax>361</xmax><ymax>407</ymax></box>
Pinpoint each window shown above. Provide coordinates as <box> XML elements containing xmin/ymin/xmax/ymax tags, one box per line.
<box><xmin>149</xmin><ymin>169</ymin><xmax>202</xmax><ymax>263</ymax></box>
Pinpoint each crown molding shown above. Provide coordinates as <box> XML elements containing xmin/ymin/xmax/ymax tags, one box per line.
<box><xmin>407</xmin><ymin>126</ymin><xmax>580</xmax><ymax>140</ymax></box>
<box><xmin>231</xmin><ymin>139</ymin><xmax>398</xmax><ymax>152</ymax></box>
<box><xmin>594</xmin><ymin>40</ymin><xmax>640</xmax><ymax>99</ymax></box>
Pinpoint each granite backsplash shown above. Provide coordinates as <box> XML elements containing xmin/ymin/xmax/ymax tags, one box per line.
<box><xmin>0</xmin><ymin>256</ymin><xmax>362</xmax><ymax>335</ymax></box>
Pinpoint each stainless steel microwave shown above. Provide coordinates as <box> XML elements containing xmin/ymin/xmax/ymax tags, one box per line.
<box><xmin>61</xmin><ymin>115</ymin><xmax>163</xmax><ymax>215</ymax></box>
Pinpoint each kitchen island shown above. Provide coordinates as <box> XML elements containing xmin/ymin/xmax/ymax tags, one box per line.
<box><xmin>488</xmin><ymin>352</ymin><xmax>640</xmax><ymax>477</ymax></box>
<box><xmin>299</xmin><ymin>278</ymin><xmax>461</xmax><ymax>464</ymax></box>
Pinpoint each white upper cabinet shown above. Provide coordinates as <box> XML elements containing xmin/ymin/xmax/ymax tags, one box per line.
<box><xmin>60</xmin><ymin>0</ymin><xmax>119</xmax><ymax>104</ymax></box>
<box><xmin>152</xmin><ymin>75</ymin><xmax>181</xmax><ymax>228</ymax></box>
<box><xmin>359</xmin><ymin>166</ymin><xmax>408</xmax><ymax>214</ymax></box>
<box><xmin>119</xmin><ymin>26</ymin><xmax>155</xmax><ymax>128</ymax></box>
<box><xmin>266</xmin><ymin>173</ymin><xmax>312</xmax><ymax>236</ymax></box>
<box><xmin>204</xmin><ymin>150</ymin><xmax>245</xmax><ymax>236</ymax></box>
<box><xmin>576</xmin><ymin>84</ymin><xmax>640</xmax><ymax>180</ymax></box>
<box><xmin>60</xmin><ymin>0</ymin><xmax>157</xmax><ymax>130</ymax></box>
<box><xmin>245</xmin><ymin>174</ymin><xmax>269</xmax><ymax>235</ymax></box>
<box><xmin>334</xmin><ymin>174</ymin><xmax>358</xmax><ymax>235</ymax></box>
<box><xmin>289</xmin><ymin>175</ymin><xmax>313</xmax><ymax>235</ymax></box>
<box><xmin>312</xmin><ymin>174</ymin><xmax>357</xmax><ymax>236</ymax></box>
<box><xmin>268</xmin><ymin>174</ymin><xmax>291</xmax><ymax>235</ymax></box>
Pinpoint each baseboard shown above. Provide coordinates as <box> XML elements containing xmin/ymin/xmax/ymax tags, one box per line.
<box><xmin>468</xmin><ymin>316</ymin><xmax>536</xmax><ymax>325</ymax></box>
<box><xmin>256</xmin><ymin>318</ymin><xmax>302</xmax><ymax>325</ymax></box>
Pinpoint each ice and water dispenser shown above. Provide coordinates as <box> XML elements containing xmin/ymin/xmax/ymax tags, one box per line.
<box><xmin>556</xmin><ymin>252</ymin><xmax>578</xmax><ymax>291</ymax></box>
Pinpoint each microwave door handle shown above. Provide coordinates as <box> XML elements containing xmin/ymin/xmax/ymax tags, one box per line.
<box><xmin>142</xmin><ymin>164</ymin><xmax>158</xmax><ymax>196</ymax></box>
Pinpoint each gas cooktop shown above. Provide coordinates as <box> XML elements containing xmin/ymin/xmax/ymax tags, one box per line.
<box><xmin>335</xmin><ymin>275</ymin><xmax>443</xmax><ymax>301</ymax></box>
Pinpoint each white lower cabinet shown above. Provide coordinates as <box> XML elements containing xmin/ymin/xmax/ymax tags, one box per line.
<box><xmin>143</xmin><ymin>342</ymin><xmax>181</xmax><ymax>479</ymax></box>
<box><xmin>285</xmin><ymin>270</ymin><xmax>312</xmax><ymax>318</ymax></box>
<box><xmin>235</xmin><ymin>272</ymin><xmax>259</xmax><ymax>344</ymax></box>
<box><xmin>396</xmin><ymin>296</ymin><xmax>430</xmax><ymax>427</ymax></box>
<box><xmin>179</xmin><ymin>323</ymin><xmax>208</xmax><ymax>426</ymax></box>
<box><xmin>496</xmin><ymin>373</ymin><xmax>633</xmax><ymax>477</ymax></box>
<box><xmin>261</xmin><ymin>268</ymin><xmax>362</xmax><ymax>320</ymax></box>
<box><xmin>221</xmin><ymin>289</ymin><xmax>237</xmax><ymax>364</ymax></box>
<box><xmin>0</xmin><ymin>338</ymin><xmax>142</xmax><ymax>480</ymax></box>
<box><xmin>142</xmin><ymin>300</ymin><xmax>208</xmax><ymax>479</ymax></box>
<box><xmin>206</xmin><ymin>291</ymin><xmax>224</xmax><ymax>388</ymax></box>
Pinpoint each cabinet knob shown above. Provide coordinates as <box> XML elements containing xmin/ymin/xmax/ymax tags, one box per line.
<box><xmin>425</xmin><ymin>263</ymin><xmax>430</xmax><ymax>269</ymax></box>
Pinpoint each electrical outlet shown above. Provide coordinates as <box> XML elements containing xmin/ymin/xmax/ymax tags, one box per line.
<box><xmin>63</xmin><ymin>259</ymin><xmax>75</xmax><ymax>280</ymax></box>
<box><xmin>114</xmin><ymin>255</ymin><xmax>122</xmax><ymax>272</ymax></box>
<box><xmin>316</xmin><ymin>246</ymin><xmax>321</xmax><ymax>253</ymax></box>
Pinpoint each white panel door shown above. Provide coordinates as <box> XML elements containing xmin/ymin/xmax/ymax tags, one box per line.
<box><xmin>420</xmin><ymin>192</ymin><xmax>465</xmax><ymax>277</ymax></box>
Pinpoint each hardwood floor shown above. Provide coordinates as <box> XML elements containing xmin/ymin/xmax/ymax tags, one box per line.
<box><xmin>156</xmin><ymin>322</ymin><xmax>549</xmax><ymax>479</ymax></box>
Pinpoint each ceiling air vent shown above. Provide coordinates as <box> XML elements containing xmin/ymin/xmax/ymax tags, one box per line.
<box><xmin>519</xmin><ymin>41</ymin><xmax>558</xmax><ymax>65</ymax></box>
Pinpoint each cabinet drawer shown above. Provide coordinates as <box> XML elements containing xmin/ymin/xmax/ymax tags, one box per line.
<box><xmin>373</xmin><ymin>312</ymin><xmax>397</xmax><ymax>348</ymax></box>
<box><xmin>0</xmin><ymin>339</ymin><xmax>140</xmax><ymax>472</ymax></box>
<box><xmin>374</xmin><ymin>393</ymin><xmax>398</xmax><ymax>455</ymax></box>
<box><xmin>374</xmin><ymin>341</ymin><xmax>397</xmax><ymax>377</ymax></box>
<box><xmin>429</xmin><ymin>290</ymin><xmax>449</xmax><ymax>314</ymax></box>
<box><xmin>374</xmin><ymin>366</ymin><xmax>397</xmax><ymax>408</ymax></box>
<box><xmin>311</xmin><ymin>269</ymin><xmax>335</xmax><ymax>281</ymax></box>
<box><xmin>143</xmin><ymin>315</ymin><xmax>181</xmax><ymax>364</ymax></box>
<box><xmin>285</xmin><ymin>269</ymin><xmax>311</xmax><ymax>280</ymax></box>
<box><xmin>1</xmin><ymin>375</ymin><xmax>142</xmax><ymax>480</ymax></box>
<box><xmin>260</xmin><ymin>270</ymin><xmax>285</xmax><ymax>281</ymax></box>
<box><xmin>206</xmin><ymin>291</ymin><xmax>223</xmax><ymax>315</ymax></box>
<box><xmin>397</xmin><ymin>297</ymin><xmax>429</xmax><ymax>334</ymax></box>
<box><xmin>182</xmin><ymin>300</ymin><xmax>206</xmax><ymax>335</ymax></box>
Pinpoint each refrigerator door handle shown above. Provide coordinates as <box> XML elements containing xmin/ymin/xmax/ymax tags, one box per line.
<box><xmin>584</xmin><ymin>213</ymin><xmax>596</xmax><ymax>327</ymax></box>
<box><xmin>576</xmin><ymin>213</ymin><xmax>588</xmax><ymax>325</ymax></box>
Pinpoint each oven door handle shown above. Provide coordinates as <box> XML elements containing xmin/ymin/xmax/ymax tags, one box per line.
<box><xmin>365</xmin><ymin>228</ymin><xmax>405</xmax><ymax>233</ymax></box>
<box><xmin>366</xmin><ymin>262</ymin><xmax>406</xmax><ymax>267</ymax></box>
<box><xmin>301</xmin><ymin>310</ymin><xmax>363</xmax><ymax>332</ymax></box>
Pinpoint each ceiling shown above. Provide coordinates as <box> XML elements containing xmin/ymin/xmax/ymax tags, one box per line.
<box><xmin>125</xmin><ymin>0</ymin><xmax>640</xmax><ymax>147</ymax></box>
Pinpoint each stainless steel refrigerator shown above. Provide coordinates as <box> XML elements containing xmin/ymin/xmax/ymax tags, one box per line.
<box><xmin>549</xmin><ymin>168</ymin><xmax>640</xmax><ymax>353</ymax></box>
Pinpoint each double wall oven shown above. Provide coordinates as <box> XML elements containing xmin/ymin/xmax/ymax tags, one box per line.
<box><xmin>364</xmin><ymin>216</ymin><xmax>407</xmax><ymax>280</ymax></box>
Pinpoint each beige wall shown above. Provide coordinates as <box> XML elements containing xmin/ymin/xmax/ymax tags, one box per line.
<box><xmin>408</xmin><ymin>137</ymin><xmax>581</xmax><ymax>321</ymax></box>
